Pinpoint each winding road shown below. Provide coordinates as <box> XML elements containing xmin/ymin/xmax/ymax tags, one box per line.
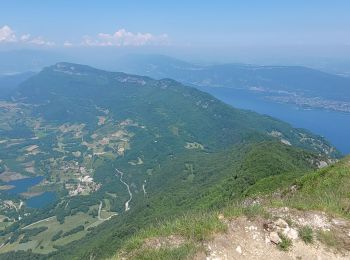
<box><xmin>115</xmin><ymin>168</ymin><xmax>132</xmax><ymax>212</ymax></box>
<box><xmin>142</xmin><ymin>180</ymin><xmax>147</xmax><ymax>196</ymax></box>
<box><xmin>97</xmin><ymin>201</ymin><xmax>104</xmax><ymax>220</ymax></box>
<box><xmin>97</xmin><ymin>201</ymin><xmax>117</xmax><ymax>221</ymax></box>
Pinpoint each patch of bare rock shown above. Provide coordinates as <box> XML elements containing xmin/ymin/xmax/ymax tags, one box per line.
<box><xmin>195</xmin><ymin>208</ymin><xmax>350</xmax><ymax>260</ymax></box>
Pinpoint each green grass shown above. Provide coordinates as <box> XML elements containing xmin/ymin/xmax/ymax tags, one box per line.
<box><xmin>116</xmin><ymin>204</ymin><xmax>270</xmax><ymax>259</ymax></box>
<box><xmin>116</xmin><ymin>243</ymin><xmax>197</xmax><ymax>260</ymax></box>
<box><xmin>317</xmin><ymin>231</ymin><xmax>338</xmax><ymax>249</ymax></box>
<box><xmin>299</xmin><ymin>226</ymin><xmax>313</xmax><ymax>244</ymax></box>
<box><xmin>278</xmin><ymin>233</ymin><xmax>292</xmax><ymax>251</ymax></box>
<box><xmin>282</xmin><ymin>157</ymin><xmax>350</xmax><ymax>219</ymax></box>
<box><xmin>116</xmin><ymin>212</ymin><xmax>225</xmax><ymax>259</ymax></box>
<box><xmin>245</xmin><ymin>171</ymin><xmax>305</xmax><ymax>197</ymax></box>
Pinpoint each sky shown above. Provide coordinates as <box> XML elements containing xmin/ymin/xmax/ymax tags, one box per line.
<box><xmin>1</xmin><ymin>0</ymin><xmax>350</xmax><ymax>63</ymax></box>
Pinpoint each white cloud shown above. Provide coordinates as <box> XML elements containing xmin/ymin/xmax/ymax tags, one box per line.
<box><xmin>63</xmin><ymin>41</ymin><xmax>73</xmax><ymax>47</ymax></box>
<box><xmin>0</xmin><ymin>25</ymin><xmax>17</xmax><ymax>42</ymax></box>
<box><xmin>82</xmin><ymin>28</ymin><xmax>169</xmax><ymax>47</ymax></box>
<box><xmin>1</xmin><ymin>25</ymin><xmax>168</xmax><ymax>48</ymax></box>
<box><xmin>20</xmin><ymin>34</ymin><xmax>31</xmax><ymax>41</ymax></box>
<box><xmin>27</xmin><ymin>36</ymin><xmax>55</xmax><ymax>46</ymax></box>
<box><xmin>0</xmin><ymin>25</ymin><xmax>55</xmax><ymax>46</ymax></box>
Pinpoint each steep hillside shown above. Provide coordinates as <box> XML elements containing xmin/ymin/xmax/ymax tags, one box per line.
<box><xmin>0</xmin><ymin>63</ymin><xmax>340</xmax><ymax>259</ymax></box>
<box><xmin>112</xmin><ymin>157</ymin><xmax>350</xmax><ymax>260</ymax></box>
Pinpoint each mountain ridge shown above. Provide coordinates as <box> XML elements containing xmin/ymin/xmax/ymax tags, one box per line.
<box><xmin>112</xmin><ymin>54</ymin><xmax>350</xmax><ymax>105</ymax></box>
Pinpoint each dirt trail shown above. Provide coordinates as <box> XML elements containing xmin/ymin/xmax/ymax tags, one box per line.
<box><xmin>115</xmin><ymin>168</ymin><xmax>132</xmax><ymax>211</ymax></box>
<box><xmin>22</xmin><ymin>216</ymin><xmax>55</xmax><ymax>229</ymax></box>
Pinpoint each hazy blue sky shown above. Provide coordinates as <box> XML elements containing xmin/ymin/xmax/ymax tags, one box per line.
<box><xmin>1</xmin><ymin>0</ymin><xmax>350</xmax><ymax>63</ymax></box>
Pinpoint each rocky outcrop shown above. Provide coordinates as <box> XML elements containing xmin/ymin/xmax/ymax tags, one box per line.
<box><xmin>196</xmin><ymin>208</ymin><xmax>350</xmax><ymax>260</ymax></box>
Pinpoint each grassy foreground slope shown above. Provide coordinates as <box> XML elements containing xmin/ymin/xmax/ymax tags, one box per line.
<box><xmin>246</xmin><ymin>156</ymin><xmax>350</xmax><ymax>219</ymax></box>
<box><xmin>279</xmin><ymin>156</ymin><xmax>350</xmax><ymax>218</ymax></box>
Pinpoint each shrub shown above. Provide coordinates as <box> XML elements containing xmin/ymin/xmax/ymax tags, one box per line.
<box><xmin>62</xmin><ymin>225</ymin><xmax>84</xmax><ymax>237</ymax></box>
<box><xmin>51</xmin><ymin>230</ymin><xmax>63</xmax><ymax>241</ymax></box>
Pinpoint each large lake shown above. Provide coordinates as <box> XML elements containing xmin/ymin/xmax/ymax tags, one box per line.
<box><xmin>6</xmin><ymin>176</ymin><xmax>56</xmax><ymax>208</ymax></box>
<box><xmin>199</xmin><ymin>86</ymin><xmax>350</xmax><ymax>154</ymax></box>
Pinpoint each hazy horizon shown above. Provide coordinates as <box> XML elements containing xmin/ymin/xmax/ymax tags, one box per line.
<box><xmin>1</xmin><ymin>1</ymin><xmax>350</xmax><ymax>70</ymax></box>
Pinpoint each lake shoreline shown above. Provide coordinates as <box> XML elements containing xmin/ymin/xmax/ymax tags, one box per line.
<box><xmin>199</xmin><ymin>86</ymin><xmax>350</xmax><ymax>154</ymax></box>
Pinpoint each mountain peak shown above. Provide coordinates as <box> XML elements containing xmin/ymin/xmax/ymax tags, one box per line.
<box><xmin>48</xmin><ymin>62</ymin><xmax>102</xmax><ymax>76</ymax></box>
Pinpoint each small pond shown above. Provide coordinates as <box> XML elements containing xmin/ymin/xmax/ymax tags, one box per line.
<box><xmin>5</xmin><ymin>176</ymin><xmax>56</xmax><ymax>208</ymax></box>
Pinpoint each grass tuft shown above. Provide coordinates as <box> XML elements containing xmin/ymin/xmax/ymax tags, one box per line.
<box><xmin>299</xmin><ymin>226</ymin><xmax>313</xmax><ymax>244</ymax></box>
<box><xmin>278</xmin><ymin>233</ymin><xmax>292</xmax><ymax>251</ymax></box>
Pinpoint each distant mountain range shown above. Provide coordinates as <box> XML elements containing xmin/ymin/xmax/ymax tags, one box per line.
<box><xmin>110</xmin><ymin>54</ymin><xmax>350</xmax><ymax>112</ymax></box>
<box><xmin>1</xmin><ymin>51</ymin><xmax>349</xmax><ymax>112</ymax></box>
<box><xmin>115</xmin><ymin>55</ymin><xmax>350</xmax><ymax>98</ymax></box>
